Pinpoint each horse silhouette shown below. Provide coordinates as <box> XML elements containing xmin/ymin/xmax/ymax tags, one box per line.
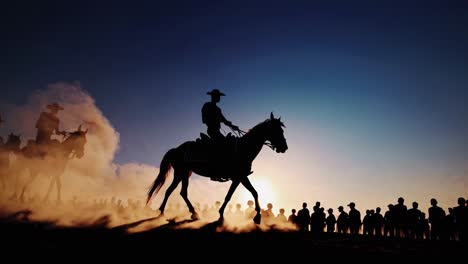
<box><xmin>0</xmin><ymin>133</ymin><xmax>22</xmax><ymax>191</ymax></box>
<box><xmin>11</xmin><ymin>125</ymin><xmax>88</xmax><ymax>202</ymax></box>
<box><xmin>146</xmin><ymin>112</ymin><xmax>288</xmax><ymax>224</ymax></box>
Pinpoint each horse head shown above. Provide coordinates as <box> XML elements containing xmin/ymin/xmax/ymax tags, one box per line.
<box><xmin>64</xmin><ymin>125</ymin><xmax>88</xmax><ymax>158</ymax></box>
<box><xmin>265</xmin><ymin>112</ymin><xmax>288</xmax><ymax>153</ymax></box>
<box><xmin>5</xmin><ymin>133</ymin><xmax>22</xmax><ymax>152</ymax></box>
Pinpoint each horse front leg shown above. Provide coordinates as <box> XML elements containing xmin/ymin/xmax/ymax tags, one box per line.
<box><xmin>159</xmin><ymin>177</ymin><xmax>181</xmax><ymax>216</ymax></box>
<box><xmin>44</xmin><ymin>174</ymin><xmax>55</xmax><ymax>202</ymax></box>
<box><xmin>241</xmin><ymin>177</ymin><xmax>261</xmax><ymax>224</ymax></box>
<box><xmin>56</xmin><ymin>173</ymin><xmax>62</xmax><ymax>204</ymax></box>
<box><xmin>218</xmin><ymin>180</ymin><xmax>240</xmax><ymax>222</ymax></box>
<box><xmin>0</xmin><ymin>168</ymin><xmax>5</xmax><ymax>192</ymax></box>
<box><xmin>20</xmin><ymin>171</ymin><xmax>38</xmax><ymax>203</ymax></box>
<box><xmin>10</xmin><ymin>165</ymin><xmax>21</xmax><ymax>200</ymax></box>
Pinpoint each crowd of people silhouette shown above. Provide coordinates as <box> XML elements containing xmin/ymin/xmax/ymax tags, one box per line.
<box><xmin>2</xmin><ymin>190</ymin><xmax>466</xmax><ymax>242</ymax></box>
<box><xmin>294</xmin><ymin>197</ymin><xmax>467</xmax><ymax>242</ymax></box>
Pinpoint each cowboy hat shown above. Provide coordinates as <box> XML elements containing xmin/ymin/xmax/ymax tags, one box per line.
<box><xmin>207</xmin><ymin>89</ymin><xmax>225</xmax><ymax>96</ymax></box>
<box><xmin>46</xmin><ymin>102</ymin><xmax>64</xmax><ymax>111</ymax></box>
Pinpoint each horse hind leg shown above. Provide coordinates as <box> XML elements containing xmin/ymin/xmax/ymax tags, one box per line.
<box><xmin>20</xmin><ymin>171</ymin><xmax>38</xmax><ymax>203</ymax></box>
<box><xmin>10</xmin><ymin>169</ymin><xmax>20</xmax><ymax>200</ymax></box>
<box><xmin>55</xmin><ymin>174</ymin><xmax>62</xmax><ymax>204</ymax></box>
<box><xmin>0</xmin><ymin>169</ymin><xmax>5</xmax><ymax>192</ymax></box>
<box><xmin>218</xmin><ymin>180</ymin><xmax>240</xmax><ymax>222</ymax></box>
<box><xmin>44</xmin><ymin>174</ymin><xmax>55</xmax><ymax>202</ymax></box>
<box><xmin>158</xmin><ymin>173</ymin><xmax>181</xmax><ymax>216</ymax></box>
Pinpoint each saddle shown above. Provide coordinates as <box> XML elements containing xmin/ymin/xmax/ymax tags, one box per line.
<box><xmin>193</xmin><ymin>133</ymin><xmax>242</xmax><ymax>182</ymax></box>
<box><xmin>24</xmin><ymin>140</ymin><xmax>60</xmax><ymax>159</ymax></box>
<box><xmin>196</xmin><ymin>132</ymin><xmax>238</xmax><ymax>152</ymax></box>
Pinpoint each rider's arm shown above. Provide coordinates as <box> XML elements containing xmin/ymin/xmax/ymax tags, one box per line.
<box><xmin>220</xmin><ymin>113</ymin><xmax>239</xmax><ymax>131</ymax></box>
<box><xmin>53</xmin><ymin>120</ymin><xmax>67</xmax><ymax>136</ymax></box>
<box><xmin>220</xmin><ymin>112</ymin><xmax>233</xmax><ymax>127</ymax></box>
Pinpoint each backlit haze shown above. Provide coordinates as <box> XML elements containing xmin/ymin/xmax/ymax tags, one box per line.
<box><xmin>1</xmin><ymin>1</ymin><xmax>467</xmax><ymax>228</ymax></box>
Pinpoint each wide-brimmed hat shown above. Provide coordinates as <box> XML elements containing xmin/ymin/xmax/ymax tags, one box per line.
<box><xmin>207</xmin><ymin>89</ymin><xmax>225</xmax><ymax>96</ymax></box>
<box><xmin>46</xmin><ymin>102</ymin><xmax>64</xmax><ymax>111</ymax></box>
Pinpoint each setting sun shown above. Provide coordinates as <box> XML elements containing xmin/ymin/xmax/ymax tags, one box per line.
<box><xmin>238</xmin><ymin>177</ymin><xmax>277</xmax><ymax>209</ymax></box>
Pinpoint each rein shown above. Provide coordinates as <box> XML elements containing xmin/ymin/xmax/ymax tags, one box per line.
<box><xmin>61</xmin><ymin>132</ymin><xmax>77</xmax><ymax>159</ymax></box>
<box><xmin>229</xmin><ymin>127</ymin><xmax>276</xmax><ymax>151</ymax></box>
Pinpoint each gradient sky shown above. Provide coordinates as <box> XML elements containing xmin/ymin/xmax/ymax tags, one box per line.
<box><xmin>2</xmin><ymin>1</ymin><xmax>467</xmax><ymax>213</ymax></box>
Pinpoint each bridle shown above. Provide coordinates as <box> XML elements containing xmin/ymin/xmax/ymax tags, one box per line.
<box><xmin>228</xmin><ymin>127</ymin><xmax>276</xmax><ymax>151</ymax></box>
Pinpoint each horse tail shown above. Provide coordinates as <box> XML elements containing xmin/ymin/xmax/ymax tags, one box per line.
<box><xmin>146</xmin><ymin>148</ymin><xmax>176</xmax><ymax>205</ymax></box>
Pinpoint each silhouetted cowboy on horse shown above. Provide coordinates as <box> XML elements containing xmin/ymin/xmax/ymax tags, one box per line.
<box><xmin>35</xmin><ymin>103</ymin><xmax>68</xmax><ymax>144</ymax></box>
<box><xmin>34</xmin><ymin>103</ymin><xmax>68</xmax><ymax>157</ymax></box>
<box><xmin>147</xmin><ymin>110</ymin><xmax>288</xmax><ymax>224</ymax></box>
<box><xmin>146</xmin><ymin>89</ymin><xmax>289</xmax><ymax>224</ymax></box>
<box><xmin>201</xmin><ymin>89</ymin><xmax>242</xmax><ymax>182</ymax></box>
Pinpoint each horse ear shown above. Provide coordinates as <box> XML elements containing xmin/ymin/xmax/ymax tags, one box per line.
<box><xmin>279</xmin><ymin>116</ymin><xmax>281</xmax><ymax>121</ymax></box>
<box><xmin>270</xmin><ymin>112</ymin><xmax>274</xmax><ymax>119</ymax></box>
<box><xmin>84</xmin><ymin>128</ymin><xmax>88</xmax><ymax>134</ymax></box>
<box><xmin>77</xmin><ymin>124</ymin><xmax>82</xmax><ymax>131</ymax></box>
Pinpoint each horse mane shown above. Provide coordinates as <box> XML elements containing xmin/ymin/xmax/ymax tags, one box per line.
<box><xmin>247</xmin><ymin>118</ymin><xmax>285</xmax><ymax>135</ymax></box>
<box><xmin>65</xmin><ymin>131</ymin><xmax>86</xmax><ymax>141</ymax></box>
<box><xmin>248</xmin><ymin>119</ymin><xmax>269</xmax><ymax>134</ymax></box>
<box><xmin>5</xmin><ymin>134</ymin><xmax>21</xmax><ymax>147</ymax></box>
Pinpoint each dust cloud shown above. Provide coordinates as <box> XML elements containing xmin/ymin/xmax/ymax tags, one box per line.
<box><xmin>0</xmin><ymin>82</ymin><xmax>297</xmax><ymax>233</ymax></box>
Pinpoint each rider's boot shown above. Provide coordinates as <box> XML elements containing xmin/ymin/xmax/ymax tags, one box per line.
<box><xmin>209</xmin><ymin>139</ymin><xmax>228</xmax><ymax>182</ymax></box>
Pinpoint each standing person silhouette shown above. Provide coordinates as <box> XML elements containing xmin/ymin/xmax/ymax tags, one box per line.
<box><xmin>35</xmin><ymin>103</ymin><xmax>67</xmax><ymax>145</ymax></box>
<box><xmin>201</xmin><ymin>89</ymin><xmax>239</xmax><ymax>141</ymax></box>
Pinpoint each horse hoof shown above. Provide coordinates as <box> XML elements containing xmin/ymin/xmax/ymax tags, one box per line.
<box><xmin>191</xmin><ymin>212</ymin><xmax>200</xmax><ymax>220</ymax></box>
<box><xmin>253</xmin><ymin>214</ymin><xmax>261</xmax><ymax>225</ymax></box>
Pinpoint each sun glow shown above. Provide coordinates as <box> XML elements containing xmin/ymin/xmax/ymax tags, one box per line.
<box><xmin>239</xmin><ymin>177</ymin><xmax>277</xmax><ymax>209</ymax></box>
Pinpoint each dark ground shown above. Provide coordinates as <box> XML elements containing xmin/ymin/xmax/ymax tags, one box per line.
<box><xmin>1</xmin><ymin>215</ymin><xmax>466</xmax><ymax>261</ymax></box>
